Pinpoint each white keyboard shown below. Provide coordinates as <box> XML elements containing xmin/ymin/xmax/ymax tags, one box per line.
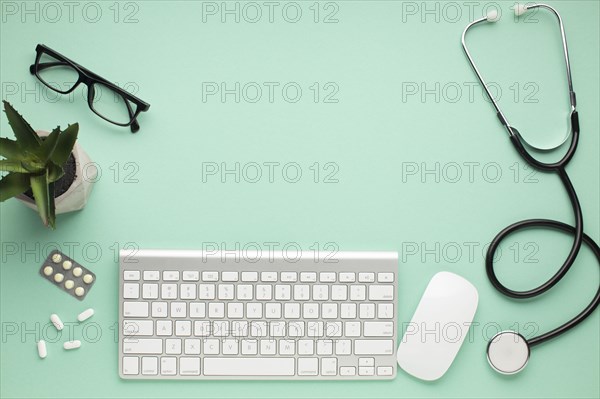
<box><xmin>119</xmin><ymin>249</ymin><xmax>398</xmax><ymax>380</ymax></box>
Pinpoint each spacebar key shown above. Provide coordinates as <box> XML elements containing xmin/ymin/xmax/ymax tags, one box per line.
<box><xmin>204</xmin><ymin>358</ymin><xmax>295</xmax><ymax>376</ymax></box>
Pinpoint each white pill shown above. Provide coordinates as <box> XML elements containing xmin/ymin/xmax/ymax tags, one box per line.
<box><xmin>83</xmin><ymin>274</ymin><xmax>94</xmax><ymax>284</ymax></box>
<box><xmin>72</xmin><ymin>267</ymin><xmax>83</xmax><ymax>277</ymax></box>
<box><xmin>62</xmin><ymin>260</ymin><xmax>73</xmax><ymax>270</ymax></box>
<box><xmin>75</xmin><ymin>287</ymin><xmax>85</xmax><ymax>297</ymax></box>
<box><xmin>63</xmin><ymin>340</ymin><xmax>81</xmax><ymax>350</ymax></box>
<box><xmin>37</xmin><ymin>340</ymin><xmax>47</xmax><ymax>359</ymax></box>
<box><xmin>51</xmin><ymin>253</ymin><xmax>62</xmax><ymax>263</ymax></box>
<box><xmin>43</xmin><ymin>266</ymin><xmax>54</xmax><ymax>276</ymax></box>
<box><xmin>50</xmin><ymin>314</ymin><xmax>64</xmax><ymax>331</ymax></box>
<box><xmin>64</xmin><ymin>280</ymin><xmax>75</xmax><ymax>290</ymax></box>
<box><xmin>77</xmin><ymin>308</ymin><xmax>94</xmax><ymax>322</ymax></box>
<box><xmin>54</xmin><ymin>273</ymin><xmax>64</xmax><ymax>283</ymax></box>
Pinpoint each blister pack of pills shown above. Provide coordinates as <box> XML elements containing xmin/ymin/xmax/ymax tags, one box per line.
<box><xmin>39</xmin><ymin>251</ymin><xmax>96</xmax><ymax>300</ymax></box>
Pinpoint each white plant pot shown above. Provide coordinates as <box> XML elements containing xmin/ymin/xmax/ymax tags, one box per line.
<box><xmin>17</xmin><ymin>130</ymin><xmax>97</xmax><ymax>215</ymax></box>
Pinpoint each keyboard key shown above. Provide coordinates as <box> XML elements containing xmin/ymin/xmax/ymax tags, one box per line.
<box><xmin>123</xmin><ymin>283</ymin><xmax>140</xmax><ymax>299</ymax></box>
<box><xmin>190</xmin><ymin>303</ymin><xmax>206</xmax><ymax>318</ymax></box>
<box><xmin>203</xmin><ymin>358</ymin><xmax>295</xmax><ymax>376</ymax></box>
<box><xmin>339</xmin><ymin>272</ymin><xmax>355</xmax><ymax>282</ymax></box>
<box><xmin>241</xmin><ymin>271</ymin><xmax>258</xmax><ymax>282</ymax></box>
<box><xmin>142</xmin><ymin>283</ymin><xmax>159</xmax><ymax>299</ymax></box>
<box><xmin>345</xmin><ymin>321</ymin><xmax>361</xmax><ymax>337</ymax></box>
<box><xmin>203</xmin><ymin>338</ymin><xmax>220</xmax><ymax>355</ymax></box>
<box><xmin>123</xmin><ymin>338</ymin><xmax>162</xmax><ymax>354</ymax></box>
<box><xmin>237</xmin><ymin>285</ymin><xmax>253</xmax><ymax>300</ymax></box>
<box><xmin>246</xmin><ymin>303</ymin><xmax>263</xmax><ymax>319</ymax></box>
<box><xmin>270</xmin><ymin>321</ymin><xmax>286</xmax><ymax>337</ymax></box>
<box><xmin>208</xmin><ymin>303</ymin><xmax>225</xmax><ymax>318</ymax></box>
<box><xmin>182</xmin><ymin>271</ymin><xmax>199</xmax><ymax>281</ymax></box>
<box><xmin>199</xmin><ymin>284</ymin><xmax>215</xmax><ymax>299</ymax></box>
<box><xmin>260</xmin><ymin>339</ymin><xmax>277</xmax><ymax>355</ymax></box>
<box><xmin>261</xmin><ymin>272</ymin><xmax>277</xmax><ymax>282</ymax></box>
<box><xmin>350</xmin><ymin>285</ymin><xmax>366</xmax><ymax>300</ymax></box>
<box><xmin>143</xmin><ymin>271</ymin><xmax>159</xmax><ymax>281</ymax></box>
<box><xmin>124</xmin><ymin>271</ymin><xmax>140</xmax><ymax>281</ymax></box>
<box><xmin>227</xmin><ymin>303</ymin><xmax>244</xmax><ymax>318</ymax></box>
<box><xmin>358</xmin><ymin>272</ymin><xmax>375</xmax><ymax>283</ymax></box>
<box><xmin>288</xmin><ymin>321</ymin><xmax>305</xmax><ymax>337</ymax></box>
<box><xmin>241</xmin><ymin>339</ymin><xmax>258</xmax><ymax>355</ymax></box>
<box><xmin>321</xmin><ymin>358</ymin><xmax>337</xmax><ymax>376</ymax></box>
<box><xmin>170</xmin><ymin>302</ymin><xmax>187</xmax><ymax>318</ymax></box>
<box><xmin>340</xmin><ymin>366</ymin><xmax>356</xmax><ymax>376</ymax></box>
<box><xmin>377</xmin><ymin>366</ymin><xmax>394</xmax><ymax>376</ymax></box>
<box><xmin>368</xmin><ymin>285</ymin><xmax>394</xmax><ymax>301</ymax></box>
<box><xmin>279</xmin><ymin>339</ymin><xmax>295</xmax><ymax>355</ymax></box>
<box><xmin>307</xmin><ymin>321</ymin><xmax>324</xmax><ymax>337</ymax></box>
<box><xmin>156</xmin><ymin>320</ymin><xmax>172</xmax><ymax>336</ymax></box>
<box><xmin>316</xmin><ymin>339</ymin><xmax>333</xmax><ymax>355</ymax></box>
<box><xmin>354</xmin><ymin>340</ymin><xmax>394</xmax><ymax>355</ymax></box>
<box><xmin>256</xmin><ymin>285</ymin><xmax>272</xmax><ymax>300</ymax></box>
<box><xmin>265</xmin><ymin>303</ymin><xmax>281</xmax><ymax>318</ymax></box>
<box><xmin>163</xmin><ymin>271</ymin><xmax>179</xmax><ymax>281</ymax></box>
<box><xmin>300</xmin><ymin>272</ymin><xmax>317</xmax><ymax>282</ymax></box>
<box><xmin>297</xmin><ymin>357</ymin><xmax>318</xmax><ymax>376</ymax></box>
<box><xmin>363</xmin><ymin>322</ymin><xmax>394</xmax><ymax>337</ymax></box>
<box><xmin>377</xmin><ymin>272</ymin><xmax>394</xmax><ymax>282</ymax></box>
<box><xmin>122</xmin><ymin>356</ymin><xmax>139</xmax><ymax>374</ymax></box>
<box><xmin>284</xmin><ymin>303</ymin><xmax>300</xmax><ymax>318</ymax></box>
<box><xmin>223</xmin><ymin>338</ymin><xmax>239</xmax><ymax>355</ymax></box>
<box><xmin>180</xmin><ymin>284</ymin><xmax>196</xmax><ymax>299</ymax></box>
<box><xmin>293</xmin><ymin>285</ymin><xmax>310</xmax><ymax>300</ymax></box>
<box><xmin>218</xmin><ymin>284</ymin><xmax>235</xmax><ymax>300</ymax></box>
<box><xmin>298</xmin><ymin>339</ymin><xmax>314</xmax><ymax>355</ymax></box>
<box><xmin>335</xmin><ymin>339</ymin><xmax>352</xmax><ymax>355</ymax></box>
<box><xmin>160</xmin><ymin>357</ymin><xmax>177</xmax><ymax>375</ymax></box>
<box><xmin>275</xmin><ymin>285</ymin><xmax>292</xmax><ymax>300</ymax></box>
<box><xmin>180</xmin><ymin>357</ymin><xmax>201</xmax><ymax>376</ymax></box>
<box><xmin>184</xmin><ymin>339</ymin><xmax>201</xmax><ymax>355</ymax></box>
<box><xmin>359</xmin><ymin>303</ymin><xmax>375</xmax><ymax>319</ymax></box>
<box><xmin>319</xmin><ymin>272</ymin><xmax>336</xmax><ymax>282</ymax></box>
<box><xmin>123</xmin><ymin>302</ymin><xmax>148</xmax><ymax>318</ymax></box>
<box><xmin>359</xmin><ymin>358</ymin><xmax>374</xmax><ymax>367</ymax></box>
<box><xmin>231</xmin><ymin>321</ymin><xmax>249</xmax><ymax>337</ymax></box>
<box><xmin>331</xmin><ymin>285</ymin><xmax>347</xmax><ymax>300</ymax></box>
<box><xmin>280</xmin><ymin>272</ymin><xmax>297</xmax><ymax>282</ymax></box>
<box><xmin>250</xmin><ymin>321</ymin><xmax>268</xmax><ymax>337</ymax></box>
<box><xmin>322</xmin><ymin>303</ymin><xmax>338</xmax><ymax>319</ymax></box>
<box><xmin>313</xmin><ymin>285</ymin><xmax>329</xmax><ymax>300</ymax></box>
<box><xmin>152</xmin><ymin>302</ymin><xmax>167</xmax><ymax>318</ymax></box>
<box><xmin>303</xmin><ymin>303</ymin><xmax>319</xmax><ymax>319</ymax></box>
<box><xmin>202</xmin><ymin>271</ymin><xmax>219</xmax><ymax>282</ymax></box>
<box><xmin>161</xmin><ymin>284</ymin><xmax>177</xmax><ymax>299</ymax></box>
<box><xmin>222</xmin><ymin>272</ymin><xmax>239</xmax><ymax>282</ymax></box>
<box><xmin>165</xmin><ymin>338</ymin><xmax>182</xmax><ymax>354</ymax></box>
<box><xmin>175</xmin><ymin>321</ymin><xmax>192</xmax><ymax>336</ymax></box>
<box><xmin>340</xmin><ymin>303</ymin><xmax>357</xmax><ymax>319</ymax></box>
<box><xmin>123</xmin><ymin>320</ymin><xmax>153</xmax><ymax>336</ymax></box>
<box><xmin>377</xmin><ymin>303</ymin><xmax>394</xmax><ymax>319</ymax></box>
<box><xmin>213</xmin><ymin>321</ymin><xmax>229</xmax><ymax>337</ymax></box>
<box><xmin>359</xmin><ymin>366</ymin><xmax>375</xmax><ymax>376</ymax></box>
<box><xmin>141</xmin><ymin>356</ymin><xmax>158</xmax><ymax>375</ymax></box>
<box><xmin>194</xmin><ymin>321</ymin><xmax>211</xmax><ymax>336</ymax></box>
<box><xmin>325</xmin><ymin>321</ymin><xmax>342</xmax><ymax>337</ymax></box>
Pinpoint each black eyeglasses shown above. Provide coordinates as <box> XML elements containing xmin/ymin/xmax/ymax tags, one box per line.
<box><xmin>30</xmin><ymin>44</ymin><xmax>150</xmax><ymax>133</ymax></box>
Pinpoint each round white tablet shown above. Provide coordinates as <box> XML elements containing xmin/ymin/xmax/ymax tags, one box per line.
<box><xmin>54</xmin><ymin>273</ymin><xmax>64</xmax><ymax>283</ymax></box>
<box><xmin>487</xmin><ymin>331</ymin><xmax>530</xmax><ymax>375</ymax></box>
<box><xmin>62</xmin><ymin>260</ymin><xmax>73</xmax><ymax>270</ymax></box>
<box><xmin>51</xmin><ymin>253</ymin><xmax>62</xmax><ymax>263</ymax></box>
<box><xmin>43</xmin><ymin>266</ymin><xmax>53</xmax><ymax>276</ymax></box>
<box><xmin>83</xmin><ymin>274</ymin><xmax>94</xmax><ymax>284</ymax></box>
<box><xmin>75</xmin><ymin>287</ymin><xmax>85</xmax><ymax>297</ymax></box>
<box><xmin>72</xmin><ymin>267</ymin><xmax>83</xmax><ymax>277</ymax></box>
<box><xmin>64</xmin><ymin>280</ymin><xmax>75</xmax><ymax>290</ymax></box>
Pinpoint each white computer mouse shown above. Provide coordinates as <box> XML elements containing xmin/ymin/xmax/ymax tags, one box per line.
<box><xmin>397</xmin><ymin>271</ymin><xmax>479</xmax><ymax>381</ymax></box>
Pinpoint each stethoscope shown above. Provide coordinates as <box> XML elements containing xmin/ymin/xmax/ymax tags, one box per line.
<box><xmin>462</xmin><ymin>3</ymin><xmax>600</xmax><ymax>375</ymax></box>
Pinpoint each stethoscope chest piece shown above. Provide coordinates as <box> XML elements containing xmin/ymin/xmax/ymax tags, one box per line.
<box><xmin>487</xmin><ymin>331</ymin><xmax>530</xmax><ymax>375</ymax></box>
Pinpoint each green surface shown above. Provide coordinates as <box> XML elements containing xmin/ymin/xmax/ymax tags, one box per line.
<box><xmin>1</xmin><ymin>1</ymin><xmax>599</xmax><ymax>398</ymax></box>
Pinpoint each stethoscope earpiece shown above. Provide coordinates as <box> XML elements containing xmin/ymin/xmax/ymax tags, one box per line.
<box><xmin>487</xmin><ymin>331</ymin><xmax>530</xmax><ymax>375</ymax></box>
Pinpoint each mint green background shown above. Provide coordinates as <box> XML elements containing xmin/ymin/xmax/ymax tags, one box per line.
<box><xmin>1</xmin><ymin>1</ymin><xmax>599</xmax><ymax>398</ymax></box>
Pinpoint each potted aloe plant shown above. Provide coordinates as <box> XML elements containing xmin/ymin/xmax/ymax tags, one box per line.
<box><xmin>0</xmin><ymin>101</ymin><xmax>96</xmax><ymax>228</ymax></box>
